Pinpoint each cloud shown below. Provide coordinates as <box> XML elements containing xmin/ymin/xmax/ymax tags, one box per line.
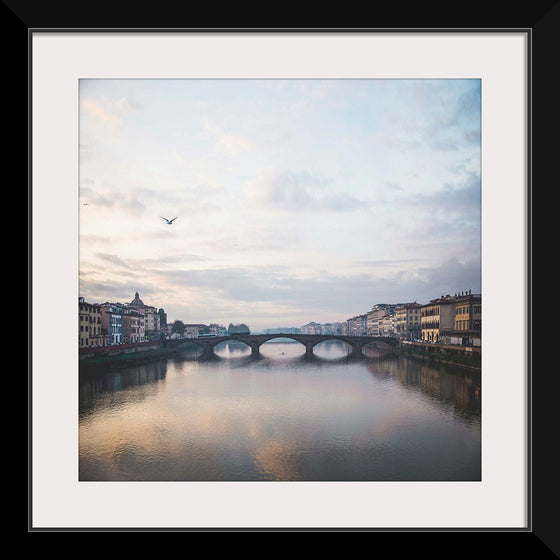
<box><xmin>81</xmin><ymin>99</ymin><xmax>119</xmax><ymax>124</ymax></box>
<box><xmin>215</xmin><ymin>134</ymin><xmax>255</xmax><ymax>154</ymax></box>
<box><xmin>391</xmin><ymin>172</ymin><xmax>481</xmax><ymax>243</ymax></box>
<box><xmin>244</xmin><ymin>168</ymin><xmax>371</xmax><ymax>213</ymax></box>
<box><xmin>426</xmin><ymin>83</ymin><xmax>481</xmax><ymax>151</ymax></box>
<box><xmin>96</xmin><ymin>253</ymin><xmax>132</xmax><ymax>269</ymax></box>
<box><xmin>79</xmin><ymin>278</ymin><xmax>160</xmax><ymax>306</ymax></box>
<box><xmin>373</xmin><ymin>80</ymin><xmax>481</xmax><ymax>153</ymax></box>
<box><xmin>93</xmin><ymin>252</ymin><xmax>208</xmax><ymax>271</ymax></box>
<box><xmin>452</xmin><ymin>86</ymin><xmax>481</xmax><ymax>127</ymax></box>
<box><xmin>409</xmin><ymin>172</ymin><xmax>481</xmax><ymax>222</ymax></box>
<box><xmin>81</xmin><ymin>96</ymin><xmax>138</xmax><ymax>125</ymax></box>
<box><xmin>79</xmin><ymin>186</ymin><xmax>146</xmax><ymax>217</ymax></box>
<box><xmin>153</xmin><ymin>258</ymin><xmax>480</xmax><ymax>318</ymax></box>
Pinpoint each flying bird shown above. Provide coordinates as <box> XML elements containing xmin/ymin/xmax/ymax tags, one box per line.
<box><xmin>160</xmin><ymin>216</ymin><xmax>177</xmax><ymax>224</ymax></box>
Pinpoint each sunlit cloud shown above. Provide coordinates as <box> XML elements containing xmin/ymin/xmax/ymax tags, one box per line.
<box><xmin>81</xmin><ymin>96</ymin><xmax>137</xmax><ymax>125</ymax></box>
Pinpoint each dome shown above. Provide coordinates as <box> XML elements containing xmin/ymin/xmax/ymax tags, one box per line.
<box><xmin>130</xmin><ymin>291</ymin><xmax>144</xmax><ymax>306</ymax></box>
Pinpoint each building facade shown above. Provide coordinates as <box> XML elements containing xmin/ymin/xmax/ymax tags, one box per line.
<box><xmin>123</xmin><ymin>307</ymin><xmax>144</xmax><ymax>343</ymax></box>
<box><xmin>344</xmin><ymin>314</ymin><xmax>367</xmax><ymax>336</ymax></box>
<box><xmin>127</xmin><ymin>291</ymin><xmax>161</xmax><ymax>341</ymax></box>
<box><xmin>367</xmin><ymin>304</ymin><xmax>396</xmax><ymax>336</ymax></box>
<box><xmin>208</xmin><ymin>323</ymin><xmax>228</xmax><ymax>336</ymax></box>
<box><xmin>421</xmin><ymin>295</ymin><xmax>458</xmax><ymax>343</ymax></box>
<box><xmin>183</xmin><ymin>324</ymin><xmax>210</xmax><ymax>338</ymax></box>
<box><xmin>380</xmin><ymin>311</ymin><xmax>397</xmax><ymax>336</ymax></box>
<box><xmin>451</xmin><ymin>292</ymin><xmax>482</xmax><ymax>346</ymax></box>
<box><xmin>79</xmin><ymin>297</ymin><xmax>105</xmax><ymax>347</ymax></box>
<box><xmin>321</xmin><ymin>322</ymin><xmax>342</xmax><ymax>335</ymax></box>
<box><xmin>99</xmin><ymin>303</ymin><xmax>124</xmax><ymax>345</ymax></box>
<box><xmin>396</xmin><ymin>303</ymin><xmax>422</xmax><ymax>341</ymax></box>
<box><xmin>143</xmin><ymin>306</ymin><xmax>160</xmax><ymax>340</ymax></box>
<box><xmin>263</xmin><ymin>327</ymin><xmax>301</xmax><ymax>335</ymax></box>
<box><xmin>300</xmin><ymin>322</ymin><xmax>322</xmax><ymax>335</ymax></box>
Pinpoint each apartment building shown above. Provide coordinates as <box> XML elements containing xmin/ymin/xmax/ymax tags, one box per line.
<box><xmin>300</xmin><ymin>322</ymin><xmax>322</xmax><ymax>335</ymax></box>
<box><xmin>264</xmin><ymin>327</ymin><xmax>301</xmax><ymax>335</ymax></box>
<box><xmin>344</xmin><ymin>314</ymin><xmax>367</xmax><ymax>336</ymax></box>
<box><xmin>127</xmin><ymin>291</ymin><xmax>162</xmax><ymax>340</ymax></box>
<box><xmin>396</xmin><ymin>303</ymin><xmax>422</xmax><ymax>341</ymax></box>
<box><xmin>367</xmin><ymin>304</ymin><xmax>397</xmax><ymax>336</ymax></box>
<box><xmin>452</xmin><ymin>292</ymin><xmax>482</xmax><ymax>346</ymax></box>
<box><xmin>99</xmin><ymin>302</ymin><xmax>124</xmax><ymax>345</ymax></box>
<box><xmin>421</xmin><ymin>296</ymin><xmax>454</xmax><ymax>343</ymax></box>
<box><xmin>123</xmin><ymin>307</ymin><xmax>145</xmax><ymax>343</ymax></box>
<box><xmin>79</xmin><ymin>297</ymin><xmax>106</xmax><ymax>347</ymax></box>
<box><xmin>182</xmin><ymin>324</ymin><xmax>210</xmax><ymax>338</ymax></box>
<box><xmin>208</xmin><ymin>323</ymin><xmax>228</xmax><ymax>336</ymax></box>
<box><xmin>380</xmin><ymin>311</ymin><xmax>397</xmax><ymax>336</ymax></box>
<box><xmin>321</xmin><ymin>322</ymin><xmax>342</xmax><ymax>335</ymax></box>
<box><xmin>143</xmin><ymin>306</ymin><xmax>160</xmax><ymax>340</ymax></box>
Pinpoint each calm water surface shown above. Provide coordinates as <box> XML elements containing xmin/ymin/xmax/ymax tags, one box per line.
<box><xmin>79</xmin><ymin>340</ymin><xmax>481</xmax><ymax>481</ymax></box>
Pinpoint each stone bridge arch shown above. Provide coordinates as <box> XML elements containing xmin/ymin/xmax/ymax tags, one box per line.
<box><xmin>168</xmin><ymin>334</ymin><xmax>398</xmax><ymax>358</ymax></box>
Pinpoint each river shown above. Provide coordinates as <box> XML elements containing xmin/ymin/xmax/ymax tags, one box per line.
<box><xmin>79</xmin><ymin>339</ymin><xmax>481</xmax><ymax>481</ymax></box>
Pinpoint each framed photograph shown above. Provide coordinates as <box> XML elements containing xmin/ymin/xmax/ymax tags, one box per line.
<box><xmin>28</xmin><ymin>26</ymin><xmax>538</xmax><ymax>536</ymax></box>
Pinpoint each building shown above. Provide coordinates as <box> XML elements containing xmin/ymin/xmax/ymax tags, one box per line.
<box><xmin>345</xmin><ymin>314</ymin><xmax>367</xmax><ymax>336</ymax></box>
<box><xmin>396</xmin><ymin>303</ymin><xmax>422</xmax><ymax>341</ymax></box>
<box><xmin>208</xmin><ymin>323</ymin><xmax>228</xmax><ymax>336</ymax></box>
<box><xmin>321</xmin><ymin>322</ymin><xmax>342</xmax><ymax>335</ymax></box>
<box><xmin>183</xmin><ymin>324</ymin><xmax>209</xmax><ymax>338</ymax></box>
<box><xmin>451</xmin><ymin>292</ymin><xmax>481</xmax><ymax>346</ymax></box>
<box><xmin>300</xmin><ymin>322</ymin><xmax>322</xmax><ymax>335</ymax></box>
<box><xmin>420</xmin><ymin>291</ymin><xmax>481</xmax><ymax>345</ymax></box>
<box><xmin>142</xmin><ymin>307</ymin><xmax>160</xmax><ymax>340</ymax></box>
<box><xmin>99</xmin><ymin>302</ymin><xmax>124</xmax><ymax>345</ymax></box>
<box><xmin>263</xmin><ymin>327</ymin><xmax>301</xmax><ymax>335</ymax></box>
<box><xmin>79</xmin><ymin>297</ymin><xmax>105</xmax><ymax>347</ymax></box>
<box><xmin>380</xmin><ymin>311</ymin><xmax>397</xmax><ymax>336</ymax></box>
<box><xmin>127</xmin><ymin>291</ymin><xmax>161</xmax><ymax>340</ymax></box>
<box><xmin>421</xmin><ymin>294</ymin><xmax>458</xmax><ymax>343</ymax></box>
<box><xmin>366</xmin><ymin>304</ymin><xmax>397</xmax><ymax>336</ymax></box>
<box><xmin>123</xmin><ymin>307</ymin><xmax>144</xmax><ymax>343</ymax></box>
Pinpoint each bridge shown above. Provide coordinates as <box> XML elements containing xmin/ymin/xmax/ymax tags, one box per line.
<box><xmin>164</xmin><ymin>333</ymin><xmax>398</xmax><ymax>358</ymax></box>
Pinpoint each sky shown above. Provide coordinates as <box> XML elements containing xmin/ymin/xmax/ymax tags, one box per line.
<box><xmin>79</xmin><ymin>78</ymin><xmax>481</xmax><ymax>331</ymax></box>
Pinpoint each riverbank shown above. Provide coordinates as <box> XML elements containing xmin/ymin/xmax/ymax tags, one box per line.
<box><xmin>398</xmin><ymin>344</ymin><xmax>481</xmax><ymax>371</ymax></box>
<box><xmin>79</xmin><ymin>345</ymin><xmax>181</xmax><ymax>374</ymax></box>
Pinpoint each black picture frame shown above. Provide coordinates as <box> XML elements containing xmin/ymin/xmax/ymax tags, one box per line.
<box><xmin>21</xmin><ymin>4</ymin><xmax>550</xmax><ymax>549</ymax></box>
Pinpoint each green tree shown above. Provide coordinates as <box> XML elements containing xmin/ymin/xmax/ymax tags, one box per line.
<box><xmin>228</xmin><ymin>323</ymin><xmax>250</xmax><ymax>334</ymax></box>
<box><xmin>171</xmin><ymin>320</ymin><xmax>186</xmax><ymax>336</ymax></box>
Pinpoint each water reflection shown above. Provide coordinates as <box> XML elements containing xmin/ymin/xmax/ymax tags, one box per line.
<box><xmin>259</xmin><ymin>338</ymin><xmax>307</xmax><ymax>359</ymax></box>
<box><xmin>79</xmin><ymin>360</ymin><xmax>168</xmax><ymax>419</ymax></box>
<box><xmin>79</xmin><ymin>341</ymin><xmax>481</xmax><ymax>481</ymax></box>
<box><xmin>313</xmin><ymin>339</ymin><xmax>352</xmax><ymax>359</ymax></box>
<box><xmin>365</xmin><ymin>356</ymin><xmax>481</xmax><ymax>423</ymax></box>
<box><xmin>214</xmin><ymin>340</ymin><xmax>253</xmax><ymax>358</ymax></box>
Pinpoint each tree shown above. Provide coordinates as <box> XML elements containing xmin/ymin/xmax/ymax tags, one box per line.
<box><xmin>228</xmin><ymin>323</ymin><xmax>250</xmax><ymax>334</ymax></box>
<box><xmin>171</xmin><ymin>320</ymin><xmax>185</xmax><ymax>336</ymax></box>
